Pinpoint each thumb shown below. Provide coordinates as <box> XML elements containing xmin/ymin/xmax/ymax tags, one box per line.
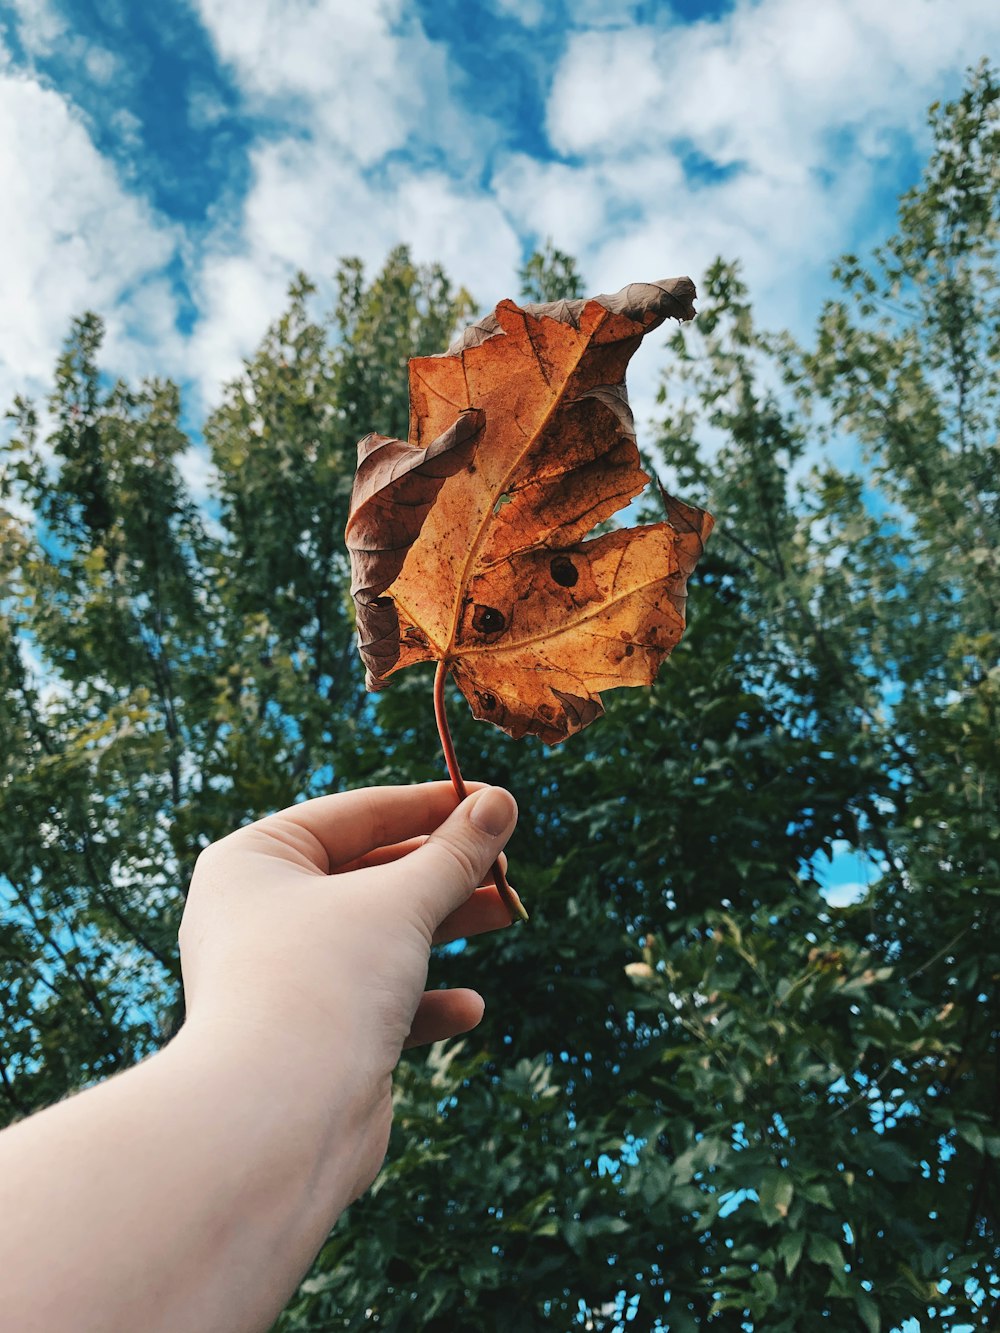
<box><xmin>399</xmin><ymin>787</ymin><xmax>518</xmax><ymax>930</ymax></box>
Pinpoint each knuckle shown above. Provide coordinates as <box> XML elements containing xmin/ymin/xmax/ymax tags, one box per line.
<box><xmin>191</xmin><ymin>828</ymin><xmax>240</xmax><ymax>880</ymax></box>
<box><xmin>193</xmin><ymin>841</ymin><xmax>220</xmax><ymax>874</ymax></box>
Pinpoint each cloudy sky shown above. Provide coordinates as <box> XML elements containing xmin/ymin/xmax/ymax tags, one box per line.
<box><xmin>2</xmin><ymin>0</ymin><xmax>995</xmax><ymax>913</ymax></box>
<box><xmin>2</xmin><ymin>0</ymin><xmax>998</xmax><ymax>430</ymax></box>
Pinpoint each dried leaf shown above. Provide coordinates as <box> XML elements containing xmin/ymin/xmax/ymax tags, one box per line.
<box><xmin>346</xmin><ymin>279</ymin><xmax>713</xmax><ymax>745</ymax></box>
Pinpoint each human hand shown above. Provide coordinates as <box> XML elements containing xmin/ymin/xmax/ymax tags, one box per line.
<box><xmin>178</xmin><ymin>781</ymin><xmax>518</xmax><ymax>1194</ymax></box>
<box><xmin>0</xmin><ymin>783</ymin><xmax>519</xmax><ymax>1333</ymax></box>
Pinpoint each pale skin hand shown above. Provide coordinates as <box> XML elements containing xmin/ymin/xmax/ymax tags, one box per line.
<box><xmin>0</xmin><ymin>781</ymin><xmax>518</xmax><ymax>1333</ymax></box>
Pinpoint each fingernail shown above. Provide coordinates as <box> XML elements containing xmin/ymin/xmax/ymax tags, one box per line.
<box><xmin>470</xmin><ymin>787</ymin><xmax>516</xmax><ymax>836</ymax></box>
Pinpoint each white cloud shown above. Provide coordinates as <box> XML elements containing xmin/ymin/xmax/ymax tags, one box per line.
<box><xmin>192</xmin><ymin>0</ymin><xmax>502</xmax><ymax>184</ymax></box>
<box><xmin>186</xmin><ymin>249</ymin><xmax>293</xmax><ymax>403</ymax></box>
<box><xmin>187</xmin><ymin>0</ymin><xmax>522</xmax><ymax>403</ymax></box>
<box><xmin>816</xmin><ymin>838</ymin><xmax>880</xmax><ymax>907</ymax></box>
<box><xmin>181</xmin><ymin>0</ymin><xmax>1000</xmax><ymax>457</ymax></box>
<box><xmin>109</xmin><ymin>105</ymin><xmax>144</xmax><ymax>155</ymax></box>
<box><xmin>495</xmin><ymin>154</ymin><xmax>685</xmax><ymax>262</ymax></box>
<box><xmin>3</xmin><ymin>0</ymin><xmax>998</xmax><ymax>471</ymax></box>
<box><xmin>5</xmin><ymin>0</ymin><xmax>119</xmax><ymax>85</ymax></box>
<box><xmin>491</xmin><ymin>0</ymin><xmax>1000</xmax><ymax>437</ymax></box>
<box><xmin>820</xmin><ymin>880</ymin><xmax>871</xmax><ymax>908</ymax></box>
<box><xmin>102</xmin><ymin>274</ymin><xmax>191</xmax><ymax>389</ymax></box>
<box><xmin>176</xmin><ymin>444</ymin><xmax>218</xmax><ymax>508</ymax></box>
<box><xmin>194</xmin><ymin>0</ymin><xmax>454</xmax><ymax>164</ymax></box>
<box><xmin>3</xmin><ymin>0</ymin><xmax>66</xmax><ymax>57</ymax></box>
<box><xmin>542</xmin><ymin>0</ymin><xmax>1000</xmax><ymax>330</ymax></box>
<box><xmin>488</xmin><ymin>0</ymin><xmax>547</xmax><ymax>27</ymax></box>
<box><xmin>0</xmin><ymin>63</ymin><xmax>181</xmax><ymax>411</ymax></box>
<box><xmin>187</xmin><ymin>82</ymin><xmax>229</xmax><ymax>130</ymax></box>
<box><xmin>188</xmin><ymin>134</ymin><xmax>522</xmax><ymax>403</ymax></box>
<box><xmin>548</xmin><ymin>0</ymin><xmax>1000</xmax><ymax>168</ymax></box>
<box><xmin>18</xmin><ymin>634</ymin><xmax>73</xmax><ymax>709</ymax></box>
<box><xmin>83</xmin><ymin>45</ymin><xmax>119</xmax><ymax>86</ymax></box>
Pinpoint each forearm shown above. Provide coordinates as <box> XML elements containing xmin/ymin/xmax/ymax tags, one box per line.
<box><xmin>0</xmin><ymin>1022</ymin><xmax>382</xmax><ymax>1333</ymax></box>
<box><xmin>0</xmin><ymin>783</ymin><xmax>514</xmax><ymax>1330</ymax></box>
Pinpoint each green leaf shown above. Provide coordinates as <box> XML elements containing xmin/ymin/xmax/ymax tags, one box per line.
<box><xmin>809</xmin><ymin>1234</ymin><xmax>846</xmax><ymax>1273</ymax></box>
<box><xmin>759</xmin><ymin>1170</ymin><xmax>795</xmax><ymax>1223</ymax></box>
<box><xmin>855</xmin><ymin>1290</ymin><xmax>881</xmax><ymax>1333</ymax></box>
<box><xmin>777</xmin><ymin>1230</ymin><xmax>806</xmax><ymax>1278</ymax></box>
<box><xmin>752</xmin><ymin>1270</ymin><xmax>779</xmax><ymax>1309</ymax></box>
<box><xmin>799</xmin><ymin>1180</ymin><xmax>834</xmax><ymax>1210</ymax></box>
<box><xmin>958</xmin><ymin>1122</ymin><xmax>985</xmax><ymax>1154</ymax></box>
<box><xmin>7</xmin><ymin>65</ymin><xmax>1000</xmax><ymax>1332</ymax></box>
<box><xmin>860</xmin><ymin>1139</ymin><xmax>912</xmax><ymax>1183</ymax></box>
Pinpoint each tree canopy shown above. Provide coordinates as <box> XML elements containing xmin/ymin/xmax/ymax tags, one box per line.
<box><xmin>1</xmin><ymin>66</ymin><xmax>997</xmax><ymax>1332</ymax></box>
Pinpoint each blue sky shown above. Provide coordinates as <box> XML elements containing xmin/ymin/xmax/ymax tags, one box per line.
<box><xmin>2</xmin><ymin>0</ymin><xmax>998</xmax><ymax>456</ymax></box>
<box><xmin>0</xmin><ymin>16</ymin><xmax>989</xmax><ymax>1323</ymax></box>
<box><xmin>3</xmin><ymin>0</ymin><xmax>996</xmax><ymax>911</ymax></box>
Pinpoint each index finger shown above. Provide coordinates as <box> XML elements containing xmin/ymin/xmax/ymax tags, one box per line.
<box><xmin>270</xmin><ymin>781</ymin><xmax>486</xmax><ymax>872</ymax></box>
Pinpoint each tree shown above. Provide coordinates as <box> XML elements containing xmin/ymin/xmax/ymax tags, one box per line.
<box><xmin>2</xmin><ymin>67</ymin><xmax>997</xmax><ymax>1331</ymax></box>
<box><xmin>2</xmin><ymin>335</ymin><xmax>206</xmax><ymax>1103</ymax></box>
<box><xmin>790</xmin><ymin>61</ymin><xmax>1000</xmax><ymax>1322</ymax></box>
<box><xmin>282</xmin><ymin>72</ymin><xmax>999</xmax><ymax>1330</ymax></box>
<box><xmin>0</xmin><ymin>246</ymin><xmax>475</xmax><ymax>1090</ymax></box>
<box><xmin>518</xmin><ymin>240</ymin><xmax>585</xmax><ymax>304</ymax></box>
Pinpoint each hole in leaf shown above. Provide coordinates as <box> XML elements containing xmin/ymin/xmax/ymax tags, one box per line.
<box><xmin>472</xmin><ymin>604</ymin><xmax>507</xmax><ymax>634</ymax></box>
<box><xmin>479</xmin><ymin>692</ymin><xmax>498</xmax><ymax>712</ymax></box>
<box><xmin>493</xmin><ymin>492</ymin><xmax>513</xmax><ymax>515</ymax></box>
<box><xmin>549</xmin><ymin>555</ymin><xmax>579</xmax><ymax>587</ymax></box>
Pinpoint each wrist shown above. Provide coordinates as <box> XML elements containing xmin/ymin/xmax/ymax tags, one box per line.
<box><xmin>0</xmin><ymin>1012</ymin><xmax>389</xmax><ymax>1333</ymax></box>
<box><xmin>171</xmin><ymin>1010</ymin><xmax>391</xmax><ymax>1206</ymax></box>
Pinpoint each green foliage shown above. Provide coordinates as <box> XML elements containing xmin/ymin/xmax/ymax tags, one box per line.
<box><xmin>518</xmin><ymin>240</ymin><xmax>586</xmax><ymax>304</ymax></box>
<box><xmin>2</xmin><ymin>67</ymin><xmax>999</xmax><ymax>1331</ymax></box>
<box><xmin>0</xmin><ymin>245</ymin><xmax>474</xmax><ymax>1077</ymax></box>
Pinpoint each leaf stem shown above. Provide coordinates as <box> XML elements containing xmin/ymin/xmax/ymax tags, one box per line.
<box><xmin>433</xmin><ymin>659</ymin><xmax>528</xmax><ymax>923</ymax></box>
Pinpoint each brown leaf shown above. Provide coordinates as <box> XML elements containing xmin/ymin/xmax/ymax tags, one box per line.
<box><xmin>346</xmin><ymin>278</ymin><xmax>713</xmax><ymax>745</ymax></box>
